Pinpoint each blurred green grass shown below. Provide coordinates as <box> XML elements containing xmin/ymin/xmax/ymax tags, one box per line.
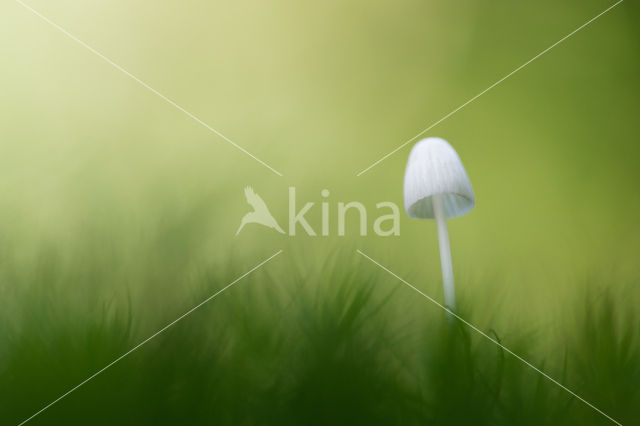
<box><xmin>1</xmin><ymin>246</ymin><xmax>638</xmax><ymax>425</ymax></box>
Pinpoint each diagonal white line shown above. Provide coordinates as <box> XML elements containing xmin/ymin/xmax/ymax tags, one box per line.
<box><xmin>356</xmin><ymin>249</ymin><xmax>622</xmax><ymax>426</ymax></box>
<box><xmin>14</xmin><ymin>0</ymin><xmax>283</xmax><ymax>177</ymax></box>
<box><xmin>356</xmin><ymin>0</ymin><xmax>624</xmax><ymax>176</ymax></box>
<box><xmin>17</xmin><ymin>249</ymin><xmax>283</xmax><ymax>426</ymax></box>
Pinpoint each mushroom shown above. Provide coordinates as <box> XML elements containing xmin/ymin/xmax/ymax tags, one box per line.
<box><xmin>403</xmin><ymin>137</ymin><xmax>475</xmax><ymax>311</ymax></box>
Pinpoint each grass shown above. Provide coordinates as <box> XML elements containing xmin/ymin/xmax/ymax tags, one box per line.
<box><xmin>0</xmin><ymin>246</ymin><xmax>638</xmax><ymax>426</ymax></box>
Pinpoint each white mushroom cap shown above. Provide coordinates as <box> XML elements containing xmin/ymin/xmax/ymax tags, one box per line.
<box><xmin>403</xmin><ymin>137</ymin><xmax>475</xmax><ymax>219</ymax></box>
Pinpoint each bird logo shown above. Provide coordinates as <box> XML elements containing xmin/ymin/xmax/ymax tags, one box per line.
<box><xmin>236</xmin><ymin>186</ymin><xmax>285</xmax><ymax>235</ymax></box>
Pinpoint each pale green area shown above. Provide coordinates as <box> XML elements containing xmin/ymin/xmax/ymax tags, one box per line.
<box><xmin>2</xmin><ymin>0</ymin><xmax>638</xmax><ymax>319</ymax></box>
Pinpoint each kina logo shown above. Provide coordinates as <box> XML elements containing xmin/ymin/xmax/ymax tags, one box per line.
<box><xmin>235</xmin><ymin>186</ymin><xmax>400</xmax><ymax>237</ymax></box>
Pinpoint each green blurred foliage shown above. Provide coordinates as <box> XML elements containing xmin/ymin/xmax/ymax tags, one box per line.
<box><xmin>1</xmin><ymin>254</ymin><xmax>638</xmax><ymax>424</ymax></box>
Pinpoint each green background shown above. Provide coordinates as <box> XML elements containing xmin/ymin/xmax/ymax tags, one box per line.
<box><xmin>1</xmin><ymin>0</ymin><xmax>639</xmax><ymax>424</ymax></box>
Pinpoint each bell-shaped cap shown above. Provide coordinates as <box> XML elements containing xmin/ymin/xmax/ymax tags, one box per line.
<box><xmin>403</xmin><ymin>137</ymin><xmax>474</xmax><ymax>219</ymax></box>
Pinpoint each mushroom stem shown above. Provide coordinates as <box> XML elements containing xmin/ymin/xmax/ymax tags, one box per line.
<box><xmin>432</xmin><ymin>194</ymin><xmax>457</xmax><ymax>312</ymax></box>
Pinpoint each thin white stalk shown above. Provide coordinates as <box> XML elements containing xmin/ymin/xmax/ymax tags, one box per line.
<box><xmin>432</xmin><ymin>194</ymin><xmax>456</xmax><ymax>311</ymax></box>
